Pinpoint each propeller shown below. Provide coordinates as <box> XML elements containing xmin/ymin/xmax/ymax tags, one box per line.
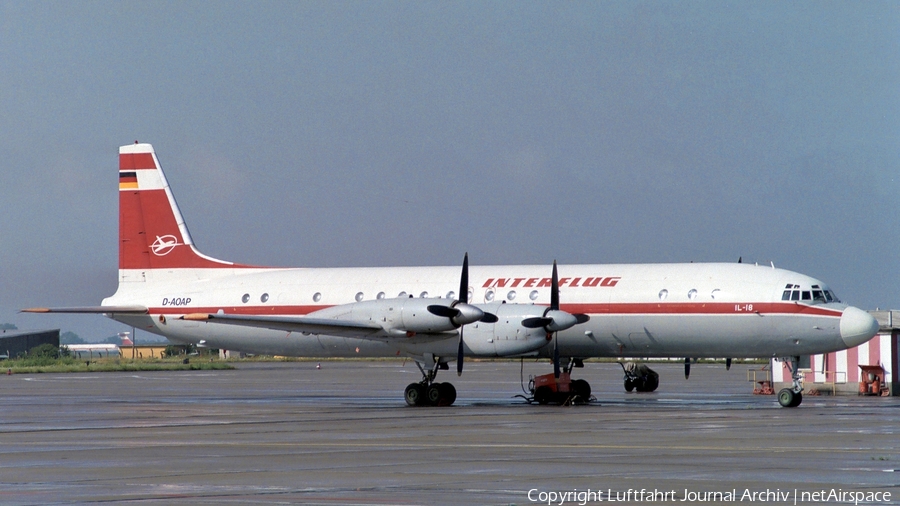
<box><xmin>455</xmin><ymin>253</ymin><xmax>469</xmax><ymax>376</ymax></box>
<box><xmin>521</xmin><ymin>261</ymin><xmax>579</xmax><ymax>378</ymax></box>
<box><xmin>425</xmin><ymin>253</ymin><xmax>496</xmax><ymax>376</ymax></box>
<box><xmin>684</xmin><ymin>357</ymin><xmax>691</xmax><ymax>379</ymax></box>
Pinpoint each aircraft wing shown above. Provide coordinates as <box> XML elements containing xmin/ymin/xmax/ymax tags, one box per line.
<box><xmin>181</xmin><ymin>313</ymin><xmax>388</xmax><ymax>339</ymax></box>
<box><xmin>21</xmin><ymin>306</ymin><xmax>149</xmax><ymax>314</ymax></box>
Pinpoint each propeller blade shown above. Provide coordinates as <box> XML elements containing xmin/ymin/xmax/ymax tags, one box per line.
<box><xmin>553</xmin><ymin>333</ymin><xmax>560</xmax><ymax>378</ymax></box>
<box><xmin>521</xmin><ymin>316</ymin><xmax>553</xmax><ymax>329</ymax></box>
<box><xmin>684</xmin><ymin>357</ymin><xmax>691</xmax><ymax>379</ymax></box>
<box><xmin>457</xmin><ymin>328</ymin><xmax>464</xmax><ymax>376</ymax></box>
<box><xmin>480</xmin><ymin>312</ymin><xmax>499</xmax><ymax>323</ymax></box>
<box><xmin>427</xmin><ymin>305</ymin><xmax>460</xmax><ymax>319</ymax></box>
<box><xmin>460</xmin><ymin>253</ymin><xmax>469</xmax><ymax>304</ymax></box>
<box><xmin>456</xmin><ymin>253</ymin><xmax>471</xmax><ymax>377</ymax></box>
<box><xmin>550</xmin><ymin>260</ymin><xmax>559</xmax><ymax>311</ymax></box>
<box><xmin>726</xmin><ymin>358</ymin><xmax>732</xmax><ymax>371</ymax></box>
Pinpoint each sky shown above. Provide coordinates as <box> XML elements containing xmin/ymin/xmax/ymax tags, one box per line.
<box><xmin>1</xmin><ymin>1</ymin><xmax>897</xmax><ymax>341</ymax></box>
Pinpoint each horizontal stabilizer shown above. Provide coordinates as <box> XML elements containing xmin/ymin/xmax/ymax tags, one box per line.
<box><xmin>21</xmin><ymin>306</ymin><xmax>149</xmax><ymax>314</ymax></box>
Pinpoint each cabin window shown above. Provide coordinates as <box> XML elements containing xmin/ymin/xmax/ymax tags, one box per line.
<box><xmin>419</xmin><ymin>291</ymin><xmax>429</xmax><ymax>298</ymax></box>
<box><xmin>507</xmin><ymin>290</ymin><xmax>517</xmax><ymax>301</ymax></box>
<box><xmin>241</xmin><ymin>293</ymin><xmax>250</xmax><ymax>304</ymax></box>
<box><xmin>529</xmin><ymin>290</ymin><xmax>539</xmax><ymax>301</ymax></box>
<box><xmin>711</xmin><ymin>289</ymin><xmax>720</xmax><ymax>299</ymax></box>
<box><xmin>260</xmin><ymin>293</ymin><xmax>269</xmax><ymax>303</ymax></box>
<box><xmin>687</xmin><ymin>289</ymin><xmax>698</xmax><ymax>300</ymax></box>
<box><xmin>446</xmin><ymin>291</ymin><xmax>456</xmax><ymax>300</ymax></box>
<box><xmin>485</xmin><ymin>290</ymin><xmax>495</xmax><ymax>302</ymax></box>
<box><xmin>377</xmin><ymin>292</ymin><xmax>385</xmax><ymax>300</ymax></box>
<box><xmin>659</xmin><ymin>289</ymin><xmax>668</xmax><ymax>300</ymax></box>
<box><xmin>398</xmin><ymin>291</ymin><xmax>407</xmax><ymax>298</ymax></box>
<box><xmin>313</xmin><ymin>292</ymin><xmax>322</xmax><ymax>302</ymax></box>
<box><xmin>355</xmin><ymin>292</ymin><xmax>364</xmax><ymax>302</ymax></box>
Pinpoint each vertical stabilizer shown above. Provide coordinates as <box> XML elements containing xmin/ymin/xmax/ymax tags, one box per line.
<box><xmin>118</xmin><ymin>143</ymin><xmax>240</xmax><ymax>270</ymax></box>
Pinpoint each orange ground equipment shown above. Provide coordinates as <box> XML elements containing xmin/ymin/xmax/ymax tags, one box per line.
<box><xmin>528</xmin><ymin>372</ymin><xmax>591</xmax><ymax>404</ymax></box>
<box><xmin>858</xmin><ymin>365</ymin><xmax>889</xmax><ymax>396</ymax></box>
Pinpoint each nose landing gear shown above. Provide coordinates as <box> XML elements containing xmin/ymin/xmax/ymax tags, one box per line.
<box><xmin>777</xmin><ymin>356</ymin><xmax>803</xmax><ymax>408</ymax></box>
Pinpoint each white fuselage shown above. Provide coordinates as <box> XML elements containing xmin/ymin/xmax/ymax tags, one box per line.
<box><xmin>103</xmin><ymin>261</ymin><xmax>866</xmax><ymax>361</ymax></box>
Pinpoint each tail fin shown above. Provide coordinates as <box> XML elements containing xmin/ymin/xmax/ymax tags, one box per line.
<box><xmin>118</xmin><ymin>143</ymin><xmax>242</xmax><ymax>270</ymax></box>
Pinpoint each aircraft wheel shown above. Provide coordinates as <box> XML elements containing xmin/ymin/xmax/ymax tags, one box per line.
<box><xmin>534</xmin><ymin>386</ymin><xmax>552</xmax><ymax>404</ymax></box>
<box><xmin>405</xmin><ymin>383</ymin><xmax>425</xmax><ymax>406</ymax></box>
<box><xmin>438</xmin><ymin>382</ymin><xmax>457</xmax><ymax>406</ymax></box>
<box><xmin>624</xmin><ymin>379</ymin><xmax>635</xmax><ymax>392</ymax></box>
<box><xmin>777</xmin><ymin>388</ymin><xmax>802</xmax><ymax>408</ymax></box>
<box><xmin>572</xmin><ymin>379</ymin><xmax>591</xmax><ymax>399</ymax></box>
<box><xmin>425</xmin><ymin>383</ymin><xmax>443</xmax><ymax>405</ymax></box>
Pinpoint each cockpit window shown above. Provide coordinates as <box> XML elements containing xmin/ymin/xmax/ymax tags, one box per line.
<box><xmin>782</xmin><ymin>284</ymin><xmax>796</xmax><ymax>301</ymax></box>
<box><xmin>783</xmin><ymin>283</ymin><xmax>839</xmax><ymax>304</ymax></box>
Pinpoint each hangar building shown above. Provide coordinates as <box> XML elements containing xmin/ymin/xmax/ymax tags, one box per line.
<box><xmin>0</xmin><ymin>329</ymin><xmax>60</xmax><ymax>359</ymax></box>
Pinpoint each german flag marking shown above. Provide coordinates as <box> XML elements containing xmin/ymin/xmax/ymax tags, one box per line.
<box><xmin>119</xmin><ymin>171</ymin><xmax>138</xmax><ymax>189</ymax></box>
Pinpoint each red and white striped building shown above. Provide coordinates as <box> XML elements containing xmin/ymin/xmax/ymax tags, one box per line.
<box><xmin>773</xmin><ymin>310</ymin><xmax>899</xmax><ymax>395</ymax></box>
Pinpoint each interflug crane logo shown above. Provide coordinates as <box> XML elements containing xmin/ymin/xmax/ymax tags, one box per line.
<box><xmin>150</xmin><ymin>235</ymin><xmax>181</xmax><ymax>256</ymax></box>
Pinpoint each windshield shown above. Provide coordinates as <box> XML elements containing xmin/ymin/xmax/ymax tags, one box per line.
<box><xmin>781</xmin><ymin>284</ymin><xmax>840</xmax><ymax>304</ymax></box>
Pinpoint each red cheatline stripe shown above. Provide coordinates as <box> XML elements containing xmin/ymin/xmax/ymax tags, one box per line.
<box><xmin>147</xmin><ymin>301</ymin><xmax>844</xmax><ymax>317</ymax></box>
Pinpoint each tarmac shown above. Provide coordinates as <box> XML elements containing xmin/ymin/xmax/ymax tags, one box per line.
<box><xmin>0</xmin><ymin>360</ymin><xmax>898</xmax><ymax>505</ymax></box>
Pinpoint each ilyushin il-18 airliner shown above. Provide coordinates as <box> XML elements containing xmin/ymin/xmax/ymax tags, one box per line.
<box><xmin>25</xmin><ymin>143</ymin><xmax>879</xmax><ymax>408</ymax></box>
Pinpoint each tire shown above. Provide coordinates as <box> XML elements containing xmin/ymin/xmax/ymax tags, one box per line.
<box><xmin>571</xmin><ymin>379</ymin><xmax>591</xmax><ymax>399</ymax></box>
<box><xmin>777</xmin><ymin>388</ymin><xmax>801</xmax><ymax>408</ymax></box>
<box><xmin>438</xmin><ymin>382</ymin><xmax>457</xmax><ymax>406</ymax></box>
<box><xmin>645</xmin><ymin>374</ymin><xmax>659</xmax><ymax>392</ymax></box>
<box><xmin>534</xmin><ymin>386</ymin><xmax>552</xmax><ymax>404</ymax></box>
<box><xmin>624</xmin><ymin>379</ymin><xmax>635</xmax><ymax>392</ymax></box>
<box><xmin>405</xmin><ymin>383</ymin><xmax>424</xmax><ymax>406</ymax></box>
<box><xmin>425</xmin><ymin>383</ymin><xmax>442</xmax><ymax>405</ymax></box>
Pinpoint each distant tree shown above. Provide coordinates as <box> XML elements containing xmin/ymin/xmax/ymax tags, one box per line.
<box><xmin>29</xmin><ymin>343</ymin><xmax>60</xmax><ymax>360</ymax></box>
<box><xmin>0</xmin><ymin>323</ymin><xmax>17</xmax><ymax>330</ymax></box>
<box><xmin>60</xmin><ymin>331</ymin><xmax>86</xmax><ymax>345</ymax></box>
<box><xmin>164</xmin><ymin>345</ymin><xmax>182</xmax><ymax>357</ymax></box>
<box><xmin>102</xmin><ymin>335</ymin><xmax>122</xmax><ymax>345</ymax></box>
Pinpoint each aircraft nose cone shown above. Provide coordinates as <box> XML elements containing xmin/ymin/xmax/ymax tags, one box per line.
<box><xmin>840</xmin><ymin>306</ymin><xmax>879</xmax><ymax>348</ymax></box>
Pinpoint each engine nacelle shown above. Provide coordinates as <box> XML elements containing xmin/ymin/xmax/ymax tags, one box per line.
<box><xmin>462</xmin><ymin>303</ymin><xmax>552</xmax><ymax>357</ymax></box>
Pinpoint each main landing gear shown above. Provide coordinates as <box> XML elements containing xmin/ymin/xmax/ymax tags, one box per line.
<box><xmin>404</xmin><ymin>359</ymin><xmax>457</xmax><ymax>407</ymax></box>
<box><xmin>777</xmin><ymin>356</ymin><xmax>803</xmax><ymax>408</ymax></box>
<box><xmin>619</xmin><ymin>362</ymin><xmax>659</xmax><ymax>392</ymax></box>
